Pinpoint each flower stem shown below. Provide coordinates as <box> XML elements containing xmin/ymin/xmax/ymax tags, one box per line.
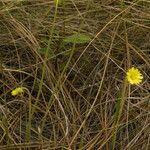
<box><xmin>23</xmin><ymin>88</ymin><xmax>32</xmax><ymax>143</ymax></box>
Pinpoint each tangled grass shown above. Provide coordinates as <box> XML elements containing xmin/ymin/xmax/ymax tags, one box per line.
<box><xmin>0</xmin><ymin>0</ymin><xmax>150</xmax><ymax>149</ymax></box>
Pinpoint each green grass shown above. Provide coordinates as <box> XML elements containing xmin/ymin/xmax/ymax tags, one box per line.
<box><xmin>0</xmin><ymin>0</ymin><xmax>150</xmax><ymax>149</ymax></box>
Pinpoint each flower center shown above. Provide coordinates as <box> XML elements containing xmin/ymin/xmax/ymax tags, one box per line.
<box><xmin>130</xmin><ymin>74</ymin><xmax>136</xmax><ymax>80</ymax></box>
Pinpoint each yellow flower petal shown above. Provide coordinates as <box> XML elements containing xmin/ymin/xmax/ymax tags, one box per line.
<box><xmin>11</xmin><ymin>87</ymin><xmax>24</xmax><ymax>96</ymax></box>
<box><xmin>126</xmin><ymin>67</ymin><xmax>143</xmax><ymax>85</ymax></box>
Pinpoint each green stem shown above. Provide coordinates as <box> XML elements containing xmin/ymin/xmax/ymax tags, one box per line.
<box><xmin>40</xmin><ymin>43</ymin><xmax>76</xmax><ymax>133</ymax></box>
<box><xmin>31</xmin><ymin>0</ymin><xmax>59</xmax><ymax>117</ymax></box>
<box><xmin>112</xmin><ymin>78</ymin><xmax>128</xmax><ymax>150</ymax></box>
<box><xmin>24</xmin><ymin>88</ymin><xmax>32</xmax><ymax>143</ymax></box>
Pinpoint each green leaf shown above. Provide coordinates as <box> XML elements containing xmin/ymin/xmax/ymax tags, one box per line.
<box><xmin>38</xmin><ymin>48</ymin><xmax>54</xmax><ymax>57</ymax></box>
<box><xmin>63</xmin><ymin>33</ymin><xmax>91</xmax><ymax>44</ymax></box>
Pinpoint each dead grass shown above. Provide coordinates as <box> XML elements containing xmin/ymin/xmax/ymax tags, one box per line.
<box><xmin>0</xmin><ymin>0</ymin><xmax>150</xmax><ymax>149</ymax></box>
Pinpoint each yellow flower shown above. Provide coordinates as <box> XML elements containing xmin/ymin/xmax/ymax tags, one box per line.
<box><xmin>11</xmin><ymin>87</ymin><xmax>24</xmax><ymax>96</ymax></box>
<box><xmin>126</xmin><ymin>67</ymin><xmax>143</xmax><ymax>85</ymax></box>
